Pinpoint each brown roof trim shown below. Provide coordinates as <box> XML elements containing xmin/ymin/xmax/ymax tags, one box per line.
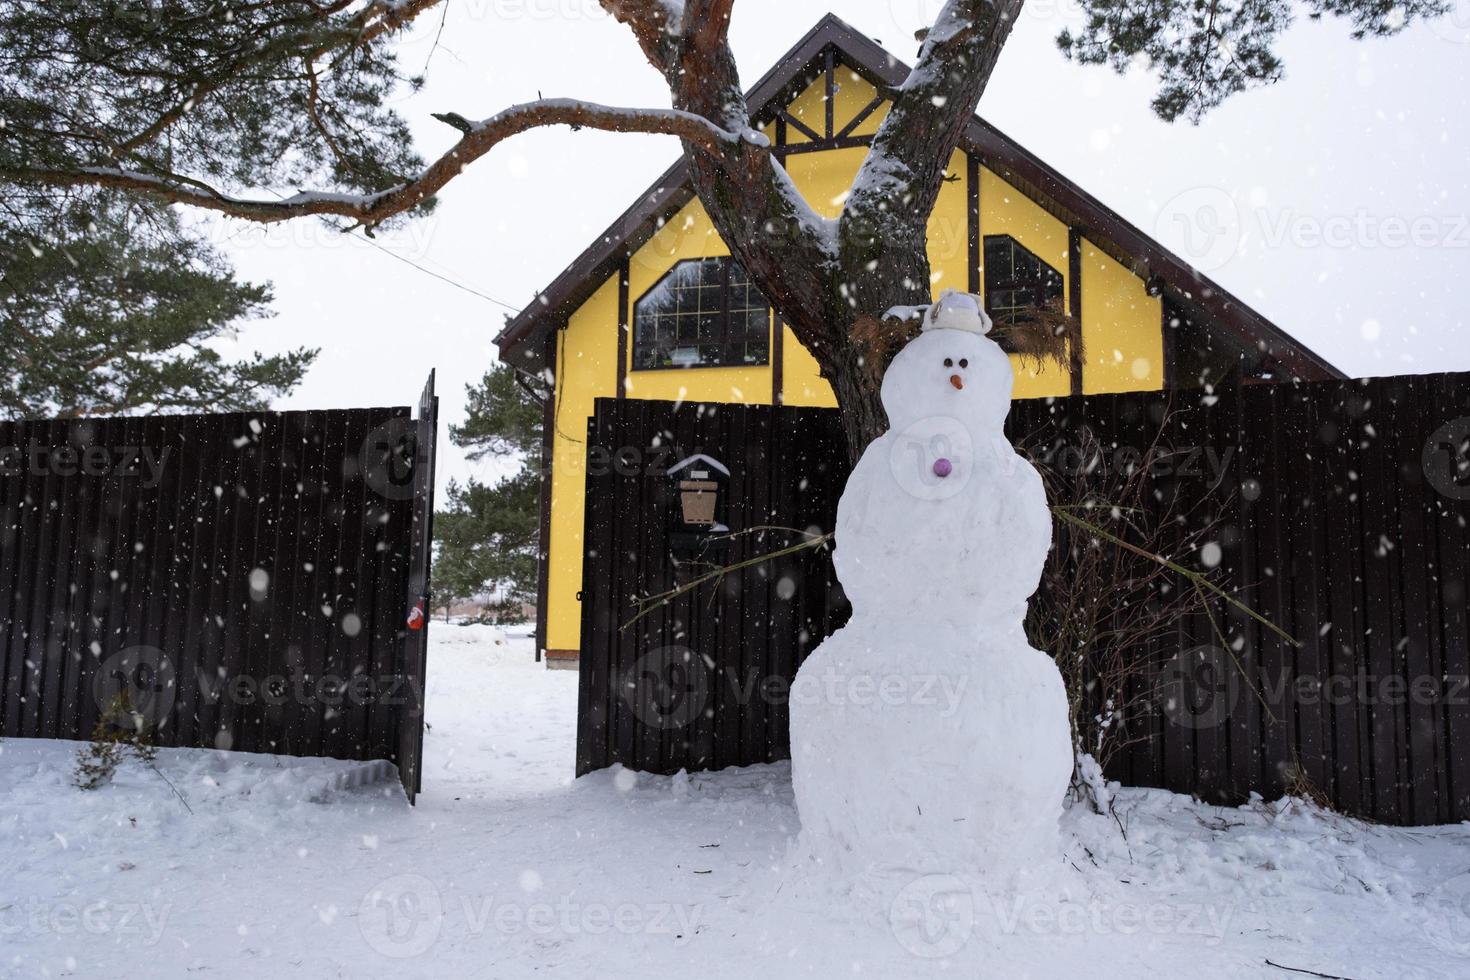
<box><xmin>495</xmin><ymin>12</ymin><xmax>1343</xmax><ymax>382</ymax></box>
<box><xmin>495</xmin><ymin>158</ymin><xmax>692</xmax><ymax>372</ymax></box>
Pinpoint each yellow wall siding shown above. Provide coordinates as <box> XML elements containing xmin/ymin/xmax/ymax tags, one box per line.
<box><xmin>784</xmin><ymin>145</ymin><xmax>867</xmax><ymax>218</ymax></box>
<box><xmin>1080</xmin><ymin>240</ymin><xmax>1163</xmax><ymax>393</ymax></box>
<box><xmin>545</xmin><ymin>276</ymin><xmax>619</xmax><ymax>652</ymax></box>
<box><xmin>927</xmin><ymin>151</ymin><xmax>970</xmax><ymax>294</ymax></box>
<box><xmin>784</xmin><ymin>75</ymin><xmax>824</xmax><ymax>143</ymax></box>
<box><xmin>832</xmin><ymin>69</ymin><xmax>888</xmax><ymax>136</ymax></box>
<box><xmin>785</xmin><ymin>70</ymin><xmax>889</xmax><ymax>142</ymax></box>
<box><xmin>775</xmin><ymin>146</ymin><xmax>861</xmax><ymax>406</ymax></box>
<box><xmin>781</xmin><ymin>322</ymin><xmax>838</xmax><ymax>407</ymax></box>
<box><xmin>629</xmin><ymin>197</ymin><xmax>728</xmax><ymax>274</ymax></box>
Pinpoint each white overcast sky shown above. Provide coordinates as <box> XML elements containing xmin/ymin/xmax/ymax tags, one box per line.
<box><xmin>204</xmin><ymin>0</ymin><xmax>1470</xmax><ymax>495</ymax></box>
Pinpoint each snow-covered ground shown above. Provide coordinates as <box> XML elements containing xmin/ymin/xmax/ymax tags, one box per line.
<box><xmin>4</xmin><ymin>624</ymin><xmax>1469</xmax><ymax>979</ymax></box>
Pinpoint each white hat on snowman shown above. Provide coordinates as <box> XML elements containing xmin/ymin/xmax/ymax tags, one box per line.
<box><xmin>922</xmin><ymin>289</ymin><xmax>993</xmax><ymax>336</ymax></box>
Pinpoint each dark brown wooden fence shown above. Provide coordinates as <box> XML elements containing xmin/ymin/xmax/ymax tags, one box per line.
<box><xmin>578</xmin><ymin>370</ymin><xmax>1470</xmax><ymax>826</ymax></box>
<box><xmin>0</xmin><ymin>377</ymin><xmax>438</xmax><ymax>802</ymax></box>
<box><xmin>397</xmin><ymin>374</ymin><xmax>439</xmax><ymax>801</ymax></box>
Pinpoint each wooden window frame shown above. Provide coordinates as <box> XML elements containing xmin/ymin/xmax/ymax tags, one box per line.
<box><xmin>631</xmin><ymin>257</ymin><xmax>772</xmax><ymax>372</ymax></box>
<box><xmin>982</xmin><ymin>234</ymin><xmax>1065</xmax><ymax>327</ymax></box>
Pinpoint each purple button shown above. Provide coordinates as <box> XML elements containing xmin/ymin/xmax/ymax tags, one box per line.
<box><xmin>933</xmin><ymin>457</ymin><xmax>953</xmax><ymax>478</ymax></box>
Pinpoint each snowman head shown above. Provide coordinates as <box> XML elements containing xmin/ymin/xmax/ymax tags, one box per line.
<box><xmin>881</xmin><ymin>322</ymin><xmax>1013</xmax><ymax>435</ymax></box>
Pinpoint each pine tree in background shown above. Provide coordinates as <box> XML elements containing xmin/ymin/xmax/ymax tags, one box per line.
<box><xmin>433</xmin><ymin>363</ymin><xmax>544</xmax><ymax>623</ymax></box>
<box><xmin>0</xmin><ymin>195</ymin><xmax>318</xmax><ymax>419</ymax></box>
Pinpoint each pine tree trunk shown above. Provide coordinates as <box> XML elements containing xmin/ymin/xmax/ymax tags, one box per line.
<box><xmin>683</xmin><ymin>155</ymin><xmax>932</xmax><ymax>464</ymax></box>
<box><xmin>666</xmin><ymin>0</ymin><xmax>1022</xmax><ymax>465</ymax></box>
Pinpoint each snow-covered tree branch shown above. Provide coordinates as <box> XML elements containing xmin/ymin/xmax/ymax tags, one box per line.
<box><xmin>2</xmin><ymin>100</ymin><xmax>755</xmax><ymax>227</ymax></box>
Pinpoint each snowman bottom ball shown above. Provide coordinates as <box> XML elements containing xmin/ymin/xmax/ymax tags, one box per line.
<box><xmin>788</xmin><ymin>614</ymin><xmax>1072</xmax><ymax>885</ymax></box>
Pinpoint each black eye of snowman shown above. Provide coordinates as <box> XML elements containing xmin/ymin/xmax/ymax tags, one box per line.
<box><xmin>943</xmin><ymin>358</ymin><xmax>953</xmax><ymax>368</ymax></box>
<box><xmin>959</xmin><ymin>358</ymin><xmax>969</xmax><ymax>368</ymax></box>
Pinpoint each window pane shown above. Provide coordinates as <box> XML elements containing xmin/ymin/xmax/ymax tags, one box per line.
<box><xmin>632</xmin><ymin>257</ymin><xmax>770</xmax><ymax>370</ymax></box>
<box><xmin>743</xmin><ymin>309</ymin><xmax>769</xmax><ymax>342</ymax></box>
<box><xmin>698</xmin><ymin>312</ymin><xmax>719</xmax><ymax>345</ymax></box>
<box><xmin>982</xmin><ymin>235</ymin><xmax>1064</xmax><ymax>327</ymax></box>
<box><xmin>983</xmin><ymin>237</ymin><xmax>1013</xmax><ymax>281</ymax></box>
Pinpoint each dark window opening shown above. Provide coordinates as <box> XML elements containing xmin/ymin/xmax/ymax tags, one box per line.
<box><xmin>982</xmin><ymin>235</ymin><xmax>1065</xmax><ymax>326</ymax></box>
<box><xmin>632</xmin><ymin>258</ymin><xmax>771</xmax><ymax>370</ymax></box>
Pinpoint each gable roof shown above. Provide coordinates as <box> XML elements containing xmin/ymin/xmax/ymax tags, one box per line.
<box><xmin>495</xmin><ymin>13</ymin><xmax>1343</xmax><ymax>382</ymax></box>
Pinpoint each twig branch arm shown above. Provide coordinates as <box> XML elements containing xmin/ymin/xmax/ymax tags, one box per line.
<box><xmin>621</xmin><ymin>532</ymin><xmax>834</xmax><ymax>632</ymax></box>
<box><xmin>1051</xmin><ymin>506</ymin><xmax>1301</xmax><ymax>648</ymax></box>
<box><xmin>622</xmin><ymin>506</ymin><xmax>1302</xmax><ymax>655</ymax></box>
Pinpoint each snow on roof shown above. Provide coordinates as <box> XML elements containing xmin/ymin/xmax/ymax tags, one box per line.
<box><xmin>666</xmin><ymin>453</ymin><xmax>730</xmax><ymax>476</ymax></box>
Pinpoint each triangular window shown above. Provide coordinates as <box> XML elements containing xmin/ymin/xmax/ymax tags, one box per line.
<box><xmin>983</xmin><ymin>235</ymin><xmax>1064</xmax><ymax>325</ymax></box>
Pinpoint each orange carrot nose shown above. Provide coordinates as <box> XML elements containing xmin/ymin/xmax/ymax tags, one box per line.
<box><xmin>950</xmin><ymin>374</ymin><xmax>964</xmax><ymax>390</ymax></box>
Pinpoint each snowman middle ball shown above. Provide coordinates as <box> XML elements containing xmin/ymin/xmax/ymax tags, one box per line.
<box><xmin>832</xmin><ymin>328</ymin><xmax>1052</xmax><ymax>628</ymax></box>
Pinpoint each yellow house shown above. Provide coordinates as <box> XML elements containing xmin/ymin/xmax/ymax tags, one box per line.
<box><xmin>495</xmin><ymin>14</ymin><xmax>1342</xmax><ymax>667</ymax></box>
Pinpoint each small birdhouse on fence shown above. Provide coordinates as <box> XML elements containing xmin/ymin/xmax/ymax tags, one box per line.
<box><xmin>667</xmin><ymin>453</ymin><xmax>730</xmax><ymax>532</ymax></box>
<box><xmin>665</xmin><ymin>453</ymin><xmax>732</xmax><ymax>567</ymax></box>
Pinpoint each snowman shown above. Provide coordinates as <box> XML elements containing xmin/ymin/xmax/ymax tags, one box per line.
<box><xmin>789</xmin><ymin>289</ymin><xmax>1072</xmax><ymax>887</ymax></box>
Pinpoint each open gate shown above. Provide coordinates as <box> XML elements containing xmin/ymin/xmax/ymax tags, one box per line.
<box><xmin>396</xmin><ymin>372</ymin><xmax>438</xmax><ymax>803</ymax></box>
<box><xmin>0</xmin><ymin>373</ymin><xmax>439</xmax><ymax>804</ymax></box>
